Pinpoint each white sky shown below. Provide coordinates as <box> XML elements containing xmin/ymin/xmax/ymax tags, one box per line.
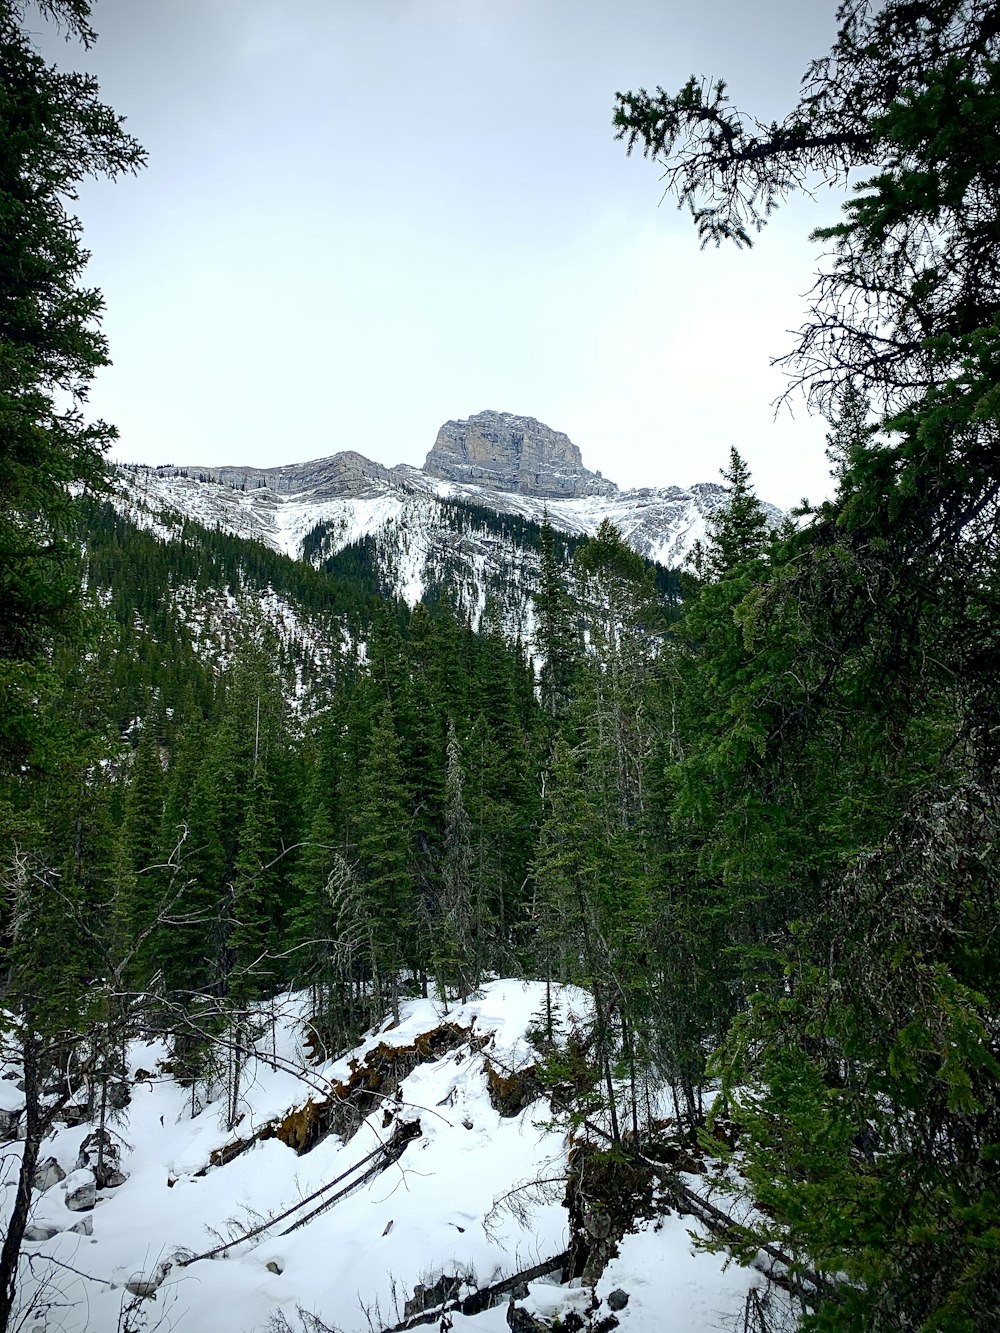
<box><xmin>44</xmin><ymin>0</ymin><xmax>845</xmax><ymax>508</ymax></box>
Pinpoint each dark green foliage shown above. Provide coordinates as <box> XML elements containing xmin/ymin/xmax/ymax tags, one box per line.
<box><xmin>354</xmin><ymin>704</ymin><xmax>417</xmax><ymax>1013</ymax></box>
<box><xmin>0</xmin><ymin>7</ymin><xmax>144</xmax><ymax>1324</ymax></box>
<box><xmin>535</xmin><ymin>513</ymin><xmax>582</xmax><ymax>719</ymax></box>
<box><xmin>0</xmin><ymin>6</ymin><xmax>143</xmax><ymax>777</ymax></box>
<box><xmin>617</xmin><ymin>0</ymin><xmax>1000</xmax><ymax>1324</ymax></box>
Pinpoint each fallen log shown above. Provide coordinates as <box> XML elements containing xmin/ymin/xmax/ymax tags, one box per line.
<box><xmin>384</xmin><ymin>1250</ymin><xmax>571</xmax><ymax>1331</ymax></box>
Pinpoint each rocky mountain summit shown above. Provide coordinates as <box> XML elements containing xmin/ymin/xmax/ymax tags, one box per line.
<box><xmin>424</xmin><ymin>410</ymin><xmax>617</xmax><ymax>499</ymax></box>
<box><xmin>114</xmin><ymin>411</ymin><xmax>783</xmax><ymax>624</ymax></box>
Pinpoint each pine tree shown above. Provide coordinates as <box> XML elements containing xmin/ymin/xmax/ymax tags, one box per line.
<box><xmin>701</xmin><ymin>449</ymin><xmax>768</xmax><ymax>580</ymax></box>
<box><xmin>0</xmin><ymin>0</ymin><xmax>144</xmax><ymax>785</ymax></box>
<box><xmin>121</xmin><ymin>710</ymin><xmax>165</xmax><ymax>937</ymax></box>
<box><xmin>532</xmin><ymin>737</ymin><xmax>621</xmax><ymax>1143</ymax></box>
<box><xmin>354</xmin><ymin>704</ymin><xmax>416</xmax><ymax>1018</ymax></box>
<box><xmin>435</xmin><ymin>720</ymin><xmax>480</xmax><ymax>1000</ymax></box>
<box><xmin>535</xmin><ymin>513</ymin><xmax>581</xmax><ymax>719</ymax></box>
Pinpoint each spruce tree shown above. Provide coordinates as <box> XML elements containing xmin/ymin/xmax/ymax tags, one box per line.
<box><xmin>0</xmin><ymin>0</ymin><xmax>144</xmax><ymax>783</ymax></box>
<box><xmin>354</xmin><ymin>704</ymin><xmax>416</xmax><ymax>1017</ymax></box>
<box><xmin>435</xmin><ymin>720</ymin><xmax>480</xmax><ymax>1001</ymax></box>
<box><xmin>535</xmin><ymin>513</ymin><xmax>581</xmax><ymax>719</ymax></box>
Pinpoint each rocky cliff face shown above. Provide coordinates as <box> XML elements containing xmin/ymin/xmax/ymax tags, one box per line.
<box><xmin>424</xmin><ymin>410</ymin><xmax>617</xmax><ymax>499</ymax></box>
<box><xmin>183</xmin><ymin>450</ymin><xmax>391</xmax><ymax>500</ymax></box>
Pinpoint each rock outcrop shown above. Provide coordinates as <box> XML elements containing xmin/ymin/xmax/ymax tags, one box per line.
<box><xmin>33</xmin><ymin>1157</ymin><xmax>66</xmax><ymax>1192</ymax></box>
<box><xmin>160</xmin><ymin>449</ymin><xmax>392</xmax><ymax>501</ymax></box>
<box><xmin>424</xmin><ymin>411</ymin><xmax>618</xmax><ymax>499</ymax></box>
<box><xmin>62</xmin><ymin>1168</ymin><xmax>96</xmax><ymax>1212</ymax></box>
<box><xmin>77</xmin><ymin>1128</ymin><xmax>127</xmax><ymax>1189</ymax></box>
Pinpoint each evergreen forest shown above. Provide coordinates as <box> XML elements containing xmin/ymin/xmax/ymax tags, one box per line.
<box><xmin>2</xmin><ymin>1</ymin><xmax>999</xmax><ymax>1330</ymax></box>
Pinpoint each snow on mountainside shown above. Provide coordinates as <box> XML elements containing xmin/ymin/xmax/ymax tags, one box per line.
<box><xmin>1</xmin><ymin>981</ymin><xmax>766</xmax><ymax>1333</ymax></box>
<box><xmin>112</xmin><ymin>411</ymin><xmax>784</xmax><ymax>615</ymax></box>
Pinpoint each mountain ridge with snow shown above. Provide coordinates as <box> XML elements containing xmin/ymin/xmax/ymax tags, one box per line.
<box><xmin>112</xmin><ymin>411</ymin><xmax>783</xmax><ymax>616</ymax></box>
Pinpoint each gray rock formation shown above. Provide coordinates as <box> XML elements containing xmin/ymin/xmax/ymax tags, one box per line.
<box><xmin>157</xmin><ymin>449</ymin><xmax>391</xmax><ymax>501</ymax></box>
<box><xmin>24</xmin><ymin>1224</ymin><xmax>60</xmax><ymax>1243</ymax></box>
<box><xmin>63</xmin><ymin>1168</ymin><xmax>96</xmax><ymax>1211</ymax></box>
<box><xmin>0</xmin><ymin>1105</ymin><xmax>22</xmax><ymax>1142</ymax></box>
<box><xmin>33</xmin><ymin>1156</ymin><xmax>66</xmax><ymax>1192</ymax></box>
<box><xmin>77</xmin><ymin>1128</ymin><xmax>127</xmax><ymax>1189</ymax></box>
<box><xmin>424</xmin><ymin>411</ymin><xmax>618</xmax><ymax>499</ymax></box>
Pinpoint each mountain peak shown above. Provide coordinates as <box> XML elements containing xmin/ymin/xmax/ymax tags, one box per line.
<box><xmin>423</xmin><ymin>410</ymin><xmax>618</xmax><ymax>500</ymax></box>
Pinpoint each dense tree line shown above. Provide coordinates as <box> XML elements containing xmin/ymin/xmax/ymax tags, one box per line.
<box><xmin>613</xmin><ymin>1</ymin><xmax>1000</xmax><ymax>1327</ymax></box>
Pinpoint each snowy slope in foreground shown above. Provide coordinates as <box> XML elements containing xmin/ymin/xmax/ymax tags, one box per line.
<box><xmin>2</xmin><ymin>983</ymin><xmax>764</xmax><ymax>1333</ymax></box>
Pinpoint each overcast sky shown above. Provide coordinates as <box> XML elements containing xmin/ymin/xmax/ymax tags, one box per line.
<box><xmin>41</xmin><ymin>0</ymin><xmax>844</xmax><ymax>508</ymax></box>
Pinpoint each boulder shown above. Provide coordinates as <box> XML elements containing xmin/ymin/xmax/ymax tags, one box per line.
<box><xmin>0</xmin><ymin>1107</ymin><xmax>22</xmax><ymax>1141</ymax></box>
<box><xmin>76</xmin><ymin>1129</ymin><xmax>126</xmax><ymax>1188</ymax></box>
<box><xmin>62</xmin><ymin>1168</ymin><xmax>96</xmax><ymax>1212</ymax></box>
<box><xmin>23</xmin><ymin>1224</ymin><xmax>60</xmax><ymax>1243</ymax></box>
<box><xmin>606</xmin><ymin>1290</ymin><xmax>630</xmax><ymax>1312</ymax></box>
<box><xmin>506</xmin><ymin>1301</ymin><xmax>541</xmax><ymax>1333</ymax></box>
<box><xmin>33</xmin><ymin>1156</ymin><xmax>66</xmax><ymax>1192</ymax></box>
<box><xmin>125</xmin><ymin>1277</ymin><xmax>161</xmax><ymax>1300</ymax></box>
<box><xmin>69</xmin><ymin>1215</ymin><xmax>93</xmax><ymax>1236</ymax></box>
<box><xmin>125</xmin><ymin>1258</ymin><xmax>174</xmax><ymax>1300</ymax></box>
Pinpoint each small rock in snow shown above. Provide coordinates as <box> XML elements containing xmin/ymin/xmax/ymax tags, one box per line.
<box><xmin>606</xmin><ymin>1289</ymin><xmax>630</xmax><ymax>1312</ymax></box>
<box><xmin>77</xmin><ymin>1128</ymin><xmax>127</xmax><ymax>1189</ymax></box>
<box><xmin>63</xmin><ymin>1168</ymin><xmax>96</xmax><ymax>1211</ymax></box>
<box><xmin>24</xmin><ymin>1224</ymin><xmax>60</xmax><ymax>1243</ymax></box>
<box><xmin>33</xmin><ymin>1156</ymin><xmax>66</xmax><ymax>1191</ymax></box>
<box><xmin>69</xmin><ymin>1215</ymin><xmax>94</xmax><ymax>1236</ymax></box>
<box><xmin>125</xmin><ymin>1278</ymin><xmax>161</xmax><ymax>1300</ymax></box>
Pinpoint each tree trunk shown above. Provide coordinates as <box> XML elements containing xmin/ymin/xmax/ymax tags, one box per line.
<box><xmin>0</xmin><ymin>1034</ymin><xmax>44</xmax><ymax>1333</ymax></box>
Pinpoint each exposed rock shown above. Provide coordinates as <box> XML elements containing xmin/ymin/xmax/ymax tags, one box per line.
<box><xmin>112</xmin><ymin>413</ymin><xmax>788</xmax><ymax>640</ymax></box>
<box><xmin>0</xmin><ymin>1106</ymin><xmax>22</xmax><ymax>1141</ymax></box>
<box><xmin>425</xmin><ymin>411</ymin><xmax>618</xmax><ymax>500</ymax></box>
<box><xmin>125</xmin><ymin>1277</ymin><xmax>161</xmax><ymax>1300</ymax></box>
<box><xmin>266</xmin><ymin>1260</ymin><xmax>283</xmax><ymax>1275</ymax></box>
<box><xmin>62</xmin><ymin>1168</ymin><xmax>96</xmax><ymax>1212</ymax></box>
<box><xmin>507</xmin><ymin>1299</ymin><xmax>542</xmax><ymax>1333</ymax></box>
<box><xmin>485</xmin><ymin>1061</ymin><xmax>541</xmax><ymax>1117</ymax></box>
<box><xmin>77</xmin><ymin>1128</ymin><xmax>127</xmax><ymax>1188</ymax></box>
<box><xmin>33</xmin><ymin>1156</ymin><xmax>66</xmax><ymax>1192</ymax></box>
<box><xmin>606</xmin><ymin>1289</ymin><xmax>630</xmax><ymax>1312</ymax></box>
<box><xmin>24</xmin><ymin>1224</ymin><xmax>60</xmax><ymax>1243</ymax></box>
<box><xmin>171</xmin><ymin>449</ymin><xmax>392</xmax><ymax>501</ymax></box>
<box><xmin>69</xmin><ymin>1215</ymin><xmax>93</xmax><ymax>1236</ymax></box>
<box><xmin>125</xmin><ymin>1257</ymin><xmax>174</xmax><ymax>1299</ymax></box>
<box><xmin>107</xmin><ymin>1079</ymin><xmax>132</xmax><ymax>1112</ymax></box>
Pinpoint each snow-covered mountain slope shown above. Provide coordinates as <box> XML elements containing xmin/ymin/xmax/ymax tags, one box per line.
<box><xmin>112</xmin><ymin>410</ymin><xmax>784</xmax><ymax>614</ymax></box>
<box><xmin>2</xmin><ymin>982</ymin><xmax>766</xmax><ymax>1333</ymax></box>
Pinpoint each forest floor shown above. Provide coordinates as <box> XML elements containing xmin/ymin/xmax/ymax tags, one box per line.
<box><xmin>1</xmin><ymin>981</ymin><xmax>770</xmax><ymax>1333</ymax></box>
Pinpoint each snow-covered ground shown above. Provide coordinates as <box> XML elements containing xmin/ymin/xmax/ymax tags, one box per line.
<box><xmin>1</xmin><ymin>982</ymin><xmax>765</xmax><ymax>1333</ymax></box>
